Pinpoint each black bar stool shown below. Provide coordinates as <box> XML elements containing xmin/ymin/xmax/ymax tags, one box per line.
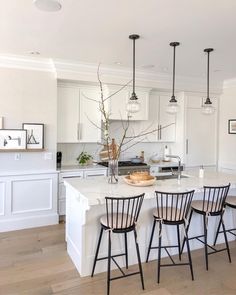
<box><xmin>91</xmin><ymin>193</ymin><xmax>145</xmax><ymax>295</ymax></box>
<box><xmin>214</xmin><ymin>195</ymin><xmax>236</xmax><ymax>245</ymax></box>
<box><xmin>182</xmin><ymin>184</ymin><xmax>231</xmax><ymax>271</ymax></box>
<box><xmin>146</xmin><ymin>190</ymin><xmax>195</xmax><ymax>283</ymax></box>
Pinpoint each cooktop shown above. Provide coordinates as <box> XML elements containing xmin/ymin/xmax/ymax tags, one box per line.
<box><xmin>98</xmin><ymin>161</ymin><xmax>148</xmax><ymax>167</ymax></box>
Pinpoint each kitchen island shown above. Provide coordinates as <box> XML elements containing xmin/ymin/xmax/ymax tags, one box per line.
<box><xmin>64</xmin><ymin>171</ymin><xmax>236</xmax><ymax>277</ymax></box>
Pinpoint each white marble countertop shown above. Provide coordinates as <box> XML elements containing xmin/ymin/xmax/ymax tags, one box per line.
<box><xmin>64</xmin><ymin>171</ymin><xmax>236</xmax><ymax>206</ymax></box>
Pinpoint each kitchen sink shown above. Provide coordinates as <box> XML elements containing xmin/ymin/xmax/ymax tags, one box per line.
<box><xmin>156</xmin><ymin>174</ymin><xmax>189</xmax><ymax>180</ymax></box>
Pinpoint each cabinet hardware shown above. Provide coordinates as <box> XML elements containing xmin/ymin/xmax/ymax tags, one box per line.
<box><xmin>160</xmin><ymin>124</ymin><xmax>162</xmax><ymax>140</ymax></box>
<box><xmin>77</xmin><ymin>123</ymin><xmax>80</xmax><ymax>140</ymax></box>
<box><xmin>186</xmin><ymin>139</ymin><xmax>189</xmax><ymax>154</ymax></box>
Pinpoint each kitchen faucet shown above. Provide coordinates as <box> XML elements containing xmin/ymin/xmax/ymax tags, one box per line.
<box><xmin>166</xmin><ymin>155</ymin><xmax>182</xmax><ymax>182</ymax></box>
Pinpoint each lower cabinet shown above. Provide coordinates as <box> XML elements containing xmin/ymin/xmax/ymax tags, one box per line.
<box><xmin>0</xmin><ymin>172</ymin><xmax>58</xmax><ymax>232</ymax></box>
<box><xmin>59</xmin><ymin>168</ymin><xmax>107</xmax><ymax>215</ymax></box>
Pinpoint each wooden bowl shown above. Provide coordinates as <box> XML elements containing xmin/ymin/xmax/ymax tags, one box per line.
<box><xmin>124</xmin><ymin>175</ymin><xmax>156</xmax><ymax>187</ymax></box>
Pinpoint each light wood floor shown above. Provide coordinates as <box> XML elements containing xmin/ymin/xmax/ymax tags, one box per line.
<box><xmin>1</xmin><ymin>223</ymin><xmax>236</xmax><ymax>295</ymax></box>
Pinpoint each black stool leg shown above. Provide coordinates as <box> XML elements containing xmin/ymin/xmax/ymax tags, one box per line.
<box><xmin>221</xmin><ymin>214</ymin><xmax>232</xmax><ymax>263</ymax></box>
<box><xmin>203</xmin><ymin>215</ymin><xmax>209</xmax><ymax>271</ymax></box>
<box><xmin>91</xmin><ymin>227</ymin><xmax>103</xmax><ymax>277</ymax></box>
<box><xmin>107</xmin><ymin>230</ymin><xmax>112</xmax><ymax>295</ymax></box>
<box><xmin>177</xmin><ymin>224</ymin><xmax>181</xmax><ymax>261</ymax></box>
<box><xmin>181</xmin><ymin>209</ymin><xmax>193</xmax><ymax>254</ymax></box>
<box><xmin>124</xmin><ymin>232</ymin><xmax>128</xmax><ymax>269</ymax></box>
<box><xmin>146</xmin><ymin>219</ymin><xmax>156</xmax><ymax>263</ymax></box>
<box><xmin>134</xmin><ymin>228</ymin><xmax>145</xmax><ymax>290</ymax></box>
<box><xmin>213</xmin><ymin>218</ymin><xmax>222</xmax><ymax>246</ymax></box>
<box><xmin>157</xmin><ymin>222</ymin><xmax>162</xmax><ymax>284</ymax></box>
<box><xmin>185</xmin><ymin>230</ymin><xmax>194</xmax><ymax>280</ymax></box>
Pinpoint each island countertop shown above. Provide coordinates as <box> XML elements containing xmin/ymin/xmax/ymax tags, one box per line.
<box><xmin>64</xmin><ymin>170</ymin><xmax>236</xmax><ymax>206</ymax></box>
<box><xmin>64</xmin><ymin>170</ymin><xmax>236</xmax><ymax>277</ymax></box>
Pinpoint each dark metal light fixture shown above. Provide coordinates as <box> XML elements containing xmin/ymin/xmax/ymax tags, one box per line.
<box><xmin>127</xmin><ymin>34</ymin><xmax>140</xmax><ymax>114</ymax></box>
<box><xmin>202</xmin><ymin>48</ymin><xmax>215</xmax><ymax>114</ymax></box>
<box><xmin>166</xmin><ymin>42</ymin><xmax>180</xmax><ymax>114</ymax></box>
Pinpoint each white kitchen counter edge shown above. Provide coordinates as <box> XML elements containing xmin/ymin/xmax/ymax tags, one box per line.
<box><xmin>0</xmin><ymin>169</ymin><xmax>58</xmax><ymax>177</ymax></box>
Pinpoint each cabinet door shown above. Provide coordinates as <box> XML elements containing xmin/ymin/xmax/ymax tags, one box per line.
<box><xmin>137</xmin><ymin>91</ymin><xmax>158</xmax><ymax>142</ymax></box>
<box><xmin>108</xmin><ymin>87</ymin><xmax>129</xmax><ymax>120</ymax></box>
<box><xmin>79</xmin><ymin>88</ymin><xmax>102</xmax><ymax>142</ymax></box>
<box><xmin>186</xmin><ymin>108</ymin><xmax>217</xmax><ymax>167</ymax></box>
<box><xmin>84</xmin><ymin>169</ymin><xmax>107</xmax><ymax>178</ymax></box>
<box><xmin>158</xmin><ymin>95</ymin><xmax>176</xmax><ymax>142</ymax></box>
<box><xmin>128</xmin><ymin>90</ymin><xmax>149</xmax><ymax>121</ymax></box>
<box><xmin>57</xmin><ymin>85</ymin><xmax>80</xmax><ymax>143</ymax></box>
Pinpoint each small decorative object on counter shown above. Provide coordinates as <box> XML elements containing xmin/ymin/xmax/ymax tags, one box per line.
<box><xmin>76</xmin><ymin>152</ymin><xmax>93</xmax><ymax>166</ymax></box>
<box><xmin>163</xmin><ymin>145</ymin><xmax>170</xmax><ymax>161</ymax></box>
<box><xmin>199</xmin><ymin>165</ymin><xmax>204</xmax><ymax>178</ymax></box>
<box><xmin>108</xmin><ymin>138</ymin><xmax>119</xmax><ymax>184</ymax></box>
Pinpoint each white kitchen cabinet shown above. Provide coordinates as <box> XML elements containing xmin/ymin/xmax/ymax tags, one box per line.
<box><xmin>185</xmin><ymin>94</ymin><xmax>218</xmax><ymax>167</ymax></box>
<box><xmin>140</xmin><ymin>92</ymin><xmax>176</xmax><ymax>142</ymax></box>
<box><xmin>57</xmin><ymin>83</ymin><xmax>101</xmax><ymax>143</ymax></box>
<box><xmin>59</xmin><ymin>167</ymin><xmax>107</xmax><ymax>215</ymax></box>
<box><xmin>108</xmin><ymin>86</ymin><xmax>149</xmax><ymax>121</ymax></box>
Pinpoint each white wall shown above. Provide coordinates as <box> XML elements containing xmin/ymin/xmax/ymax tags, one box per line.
<box><xmin>218</xmin><ymin>86</ymin><xmax>236</xmax><ymax>171</ymax></box>
<box><xmin>0</xmin><ymin>67</ymin><xmax>57</xmax><ymax>172</ymax></box>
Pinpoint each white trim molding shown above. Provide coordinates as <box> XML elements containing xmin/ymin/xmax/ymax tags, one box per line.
<box><xmin>0</xmin><ymin>54</ymin><xmax>56</xmax><ymax>73</ymax></box>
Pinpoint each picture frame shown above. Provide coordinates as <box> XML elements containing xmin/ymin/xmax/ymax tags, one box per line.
<box><xmin>228</xmin><ymin>119</ymin><xmax>236</xmax><ymax>134</ymax></box>
<box><xmin>0</xmin><ymin>129</ymin><xmax>27</xmax><ymax>150</ymax></box>
<box><xmin>22</xmin><ymin>123</ymin><xmax>44</xmax><ymax>149</ymax></box>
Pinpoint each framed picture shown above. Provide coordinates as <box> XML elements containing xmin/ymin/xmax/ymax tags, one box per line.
<box><xmin>0</xmin><ymin>129</ymin><xmax>27</xmax><ymax>150</ymax></box>
<box><xmin>23</xmin><ymin>123</ymin><xmax>44</xmax><ymax>149</ymax></box>
<box><xmin>228</xmin><ymin>120</ymin><xmax>236</xmax><ymax>134</ymax></box>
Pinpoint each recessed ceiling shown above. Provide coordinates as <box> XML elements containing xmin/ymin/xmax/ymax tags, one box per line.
<box><xmin>1</xmin><ymin>0</ymin><xmax>236</xmax><ymax>82</ymax></box>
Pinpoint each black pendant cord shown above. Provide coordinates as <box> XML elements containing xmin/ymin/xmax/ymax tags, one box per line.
<box><xmin>133</xmin><ymin>37</ymin><xmax>136</xmax><ymax>95</ymax></box>
<box><xmin>172</xmin><ymin>44</ymin><xmax>176</xmax><ymax>98</ymax></box>
<box><xmin>129</xmin><ymin>34</ymin><xmax>139</xmax><ymax>100</ymax></box>
<box><xmin>207</xmin><ymin>50</ymin><xmax>210</xmax><ymax>99</ymax></box>
<box><xmin>204</xmin><ymin>48</ymin><xmax>214</xmax><ymax>105</ymax></box>
<box><xmin>169</xmin><ymin>42</ymin><xmax>180</xmax><ymax>103</ymax></box>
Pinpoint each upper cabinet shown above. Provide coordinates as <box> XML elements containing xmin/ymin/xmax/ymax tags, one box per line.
<box><xmin>57</xmin><ymin>83</ymin><xmax>101</xmax><ymax>143</ymax></box>
<box><xmin>141</xmin><ymin>92</ymin><xmax>176</xmax><ymax>142</ymax></box>
<box><xmin>185</xmin><ymin>93</ymin><xmax>218</xmax><ymax>167</ymax></box>
<box><xmin>107</xmin><ymin>86</ymin><xmax>149</xmax><ymax>121</ymax></box>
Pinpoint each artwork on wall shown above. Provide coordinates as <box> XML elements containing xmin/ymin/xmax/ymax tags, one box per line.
<box><xmin>228</xmin><ymin>119</ymin><xmax>236</xmax><ymax>134</ymax></box>
<box><xmin>23</xmin><ymin>123</ymin><xmax>44</xmax><ymax>149</ymax></box>
<box><xmin>0</xmin><ymin>117</ymin><xmax>3</xmax><ymax>129</ymax></box>
<box><xmin>0</xmin><ymin>129</ymin><xmax>27</xmax><ymax>150</ymax></box>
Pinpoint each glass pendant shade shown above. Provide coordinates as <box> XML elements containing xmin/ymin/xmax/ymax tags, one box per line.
<box><xmin>166</xmin><ymin>42</ymin><xmax>180</xmax><ymax>114</ymax></box>
<box><xmin>202</xmin><ymin>48</ymin><xmax>214</xmax><ymax>115</ymax></box>
<box><xmin>202</xmin><ymin>98</ymin><xmax>215</xmax><ymax>115</ymax></box>
<box><xmin>127</xmin><ymin>34</ymin><xmax>140</xmax><ymax>114</ymax></box>
<box><xmin>127</xmin><ymin>96</ymin><xmax>140</xmax><ymax>113</ymax></box>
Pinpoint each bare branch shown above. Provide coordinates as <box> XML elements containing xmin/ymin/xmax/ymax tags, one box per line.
<box><xmin>103</xmin><ymin>80</ymin><xmax>132</xmax><ymax>102</ymax></box>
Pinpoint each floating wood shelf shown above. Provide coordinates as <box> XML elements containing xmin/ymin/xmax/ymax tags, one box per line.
<box><xmin>0</xmin><ymin>149</ymin><xmax>45</xmax><ymax>152</ymax></box>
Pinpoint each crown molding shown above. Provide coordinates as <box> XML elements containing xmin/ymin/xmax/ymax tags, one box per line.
<box><xmin>0</xmin><ymin>54</ymin><xmax>56</xmax><ymax>72</ymax></box>
<box><xmin>223</xmin><ymin>78</ymin><xmax>236</xmax><ymax>89</ymax></box>
<box><xmin>0</xmin><ymin>54</ymin><xmax>223</xmax><ymax>93</ymax></box>
<box><xmin>54</xmin><ymin>59</ymin><xmax>222</xmax><ymax>93</ymax></box>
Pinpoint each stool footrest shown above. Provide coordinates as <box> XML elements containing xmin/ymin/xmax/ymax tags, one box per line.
<box><xmin>160</xmin><ymin>263</ymin><xmax>190</xmax><ymax>267</ymax></box>
<box><xmin>96</xmin><ymin>253</ymin><xmax>126</xmax><ymax>261</ymax></box>
<box><xmin>110</xmin><ymin>271</ymin><xmax>141</xmax><ymax>281</ymax></box>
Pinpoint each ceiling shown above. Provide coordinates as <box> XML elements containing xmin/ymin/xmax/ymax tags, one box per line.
<box><xmin>1</xmin><ymin>0</ymin><xmax>236</xmax><ymax>82</ymax></box>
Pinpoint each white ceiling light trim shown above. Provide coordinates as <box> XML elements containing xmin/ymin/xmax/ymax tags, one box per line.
<box><xmin>33</xmin><ymin>0</ymin><xmax>62</xmax><ymax>12</ymax></box>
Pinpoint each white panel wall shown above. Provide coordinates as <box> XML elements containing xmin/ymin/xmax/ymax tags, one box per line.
<box><xmin>0</xmin><ymin>67</ymin><xmax>57</xmax><ymax>172</ymax></box>
<box><xmin>218</xmin><ymin>86</ymin><xmax>236</xmax><ymax>171</ymax></box>
<box><xmin>0</xmin><ymin>182</ymin><xmax>5</xmax><ymax>216</ymax></box>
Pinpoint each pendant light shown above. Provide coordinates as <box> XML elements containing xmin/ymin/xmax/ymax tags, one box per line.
<box><xmin>127</xmin><ymin>34</ymin><xmax>140</xmax><ymax>114</ymax></box>
<box><xmin>166</xmin><ymin>42</ymin><xmax>180</xmax><ymax>114</ymax></box>
<box><xmin>202</xmin><ymin>48</ymin><xmax>215</xmax><ymax>115</ymax></box>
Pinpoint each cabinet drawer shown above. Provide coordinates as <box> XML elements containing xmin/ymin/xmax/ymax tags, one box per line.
<box><xmin>84</xmin><ymin>169</ymin><xmax>107</xmax><ymax>178</ymax></box>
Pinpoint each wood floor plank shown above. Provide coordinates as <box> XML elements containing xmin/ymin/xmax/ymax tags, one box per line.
<box><xmin>1</xmin><ymin>223</ymin><xmax>236</xmax><ymax>295</ymax></box>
